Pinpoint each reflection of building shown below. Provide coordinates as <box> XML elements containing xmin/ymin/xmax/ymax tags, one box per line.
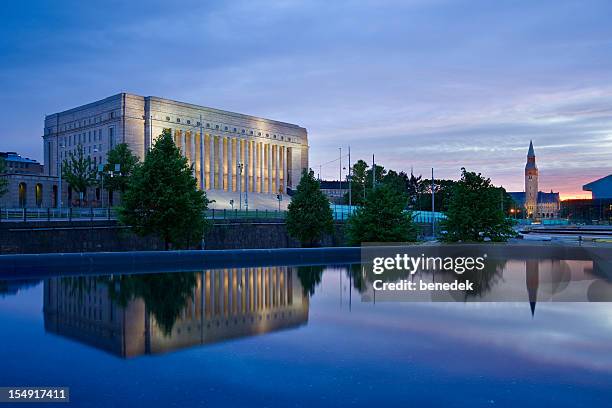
<box><xmin>42</xmin><ymin>93</ymin><xmax>308</xmax><ymax>208</ymax></box>
<box><xmin>0</xmin><ymin>152</ymin><xmax>59</xmax><ymax>208</ymax></box>
<box><xmin>509</xmin><ymin>141</ymin><xmax>560</xmax><ymax>219</ymax></box>
<box><xmin>43</xmin><ymin>267</ymin><xmax>309</xmax><ymax>358</ymax></box>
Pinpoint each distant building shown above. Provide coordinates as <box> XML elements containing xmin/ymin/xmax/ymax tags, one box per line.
<box><xmin>560</xmin><ymin>199</ymin><xmax>612</xmax><ymax>224</ymax></box>
<box><xmin>0</xmin><ymin>151</ymin><xmax>58</xmax><ymax>208</ymax></box>
<box><xmin>0</xmin><ymin>152</ymin><xmax>43</xmax><ymax>174</ymax></box>
<box><xmin>319</xmin><ymin>180</ymin><xmax>348</xmax><ymax>204</ymax></box>
<box><xmin>583</xmin><ymin>175</ymin><xmax>612</xmax><ymax>199</ymax></box>
<box><xmin>508</xmin><ymin>141</ymin><xmax>560</xmax><ymax>219</ymax></box>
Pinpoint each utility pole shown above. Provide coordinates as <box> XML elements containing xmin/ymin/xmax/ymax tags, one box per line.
<box><xmin>431</xmin><ymin>167</ymin><xmax>435</xmax><ymax>238</ymax></box>
<box><xmin>339</xmin><ymin>147</ymin><xmax>342</xmax><ymax>197</ymax></box>
<box><xmin>348</xmin><ymin>145</ymin><xmax>352</xmax><ymax>212</ymax></box>
<box><xmin>372</xmin><ymin>154</ymin><xmax>375</xmax><ymax>189</ymax></box>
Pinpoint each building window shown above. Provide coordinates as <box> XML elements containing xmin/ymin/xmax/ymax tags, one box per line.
<box><xmin>206</xmin><ymin>123</ymin><xmax>210</xmax><ymax>128</ymax></box>
<box><xmin>266</xmin><ymin>133</ymin><xmax>269</xmax><ymax>137</ymax></box>
<box><xmin>177</xmin><ymin>118</ymin><xmax>181</xmax><ymax>123</ymax></box>
<box><xmin>166</xmin><ymin>116</ymin><xmax>170</xmax><ymax>121</ymax></box>
<box><xmin>18</xmin><ymin>182</ymin><xmax>27</xmax><ymax>207</ymax></box>
<box><xmin>258</xmin><ymin>132</ymin><xmax>261</xmax><ymax>136</ymax></box>
<box><xmin>233</xmin><ymin>128</ymin><xmax>237</xmax><ymax>132</ymax></box>
<box><xmin>109</xmin><ymin>127</ymin><xmax>115</xmax><ymax>148</ymax></box>
<box><xmin>250</xmin><ymin>130</ymin><xmax>254</xmax><ymax>135</ymax></box>
<box><xmin>215</xmin><ymin>125</ymin><xmax>219</xmax><ymax>130</ymax></box>
<box><xmin>35</xmin><ymin>184</ymin><xmax>43</xmax><ymax>208</ymax></box>
<box><xmin>52</xmin><ymin>185</ymin><xmax>58</xmax><ymax>207</ymax></box>
<box><xmin>224</xmin><ymin>126</ymin><xmax>228</xmax><ymax>131</ymax></box>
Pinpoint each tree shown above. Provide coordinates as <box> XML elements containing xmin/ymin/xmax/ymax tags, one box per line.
<box><xmin>417</xmin><ymin>178</ymin><xmax>457</xmax><ymax>212</ymax></box>
<box><xmin>119</xmin><ymin>129</ymin><xmax>210</xmax><ymax>250</ymax></box>
<box><xmin>406</xmin><ymin>172</ymin><xmax>424</xmax><ymax>209</ymax></box>
<box><xmin>286</xmin><ymin>169</ymin><xmax>334</xmax><ymax>247</ymax></box>
<box><xmin>0</xmin><ymin>157</ymin><xmax>8</xmax><ymax>199</ymax></box>
<box><xmin>103</xmin><ymin>143</ymin><xmax>139</xmax><ymax>197</ymax></box>
<box><xmin>382</xmin><ymin>169</ymin><xmax>409</xmax><ymax>197</ymax></box>
<box><xmin>346</xmin><ymin>184</ymin><xmax>417</xmax><ymax>245</ymax></box>
<box><xmin>344</xmin><ymin>159</ymin><xmax>369</xmax><ymax>205</ymax></box>
<box><xmin>62</xmin><ymin>144</ymin><xmax>97</xmax><ymax>206</ymax></box>
<box><xmin>441</xmin><ymin>168</ymin><xmax>516</xmax><ymax>242</ymax></box>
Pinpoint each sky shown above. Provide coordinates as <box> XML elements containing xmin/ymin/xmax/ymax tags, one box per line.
<box><xmin>1</xmin><ymin>0</ymin><xmax>611</xmax><ymax>199</ymax></box>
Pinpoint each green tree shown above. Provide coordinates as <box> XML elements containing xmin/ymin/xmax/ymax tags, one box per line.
<box><xmin>382</xmin><ymin>169</ymin><xmax>409</xmax><ymax>196</ymax></box>
<box><xmin>62</xmin><ymin>144</ymin><xmax>97</xmax><ymax>206</ymax></box>
<box><xmin>103</xmin><ymin>143</ymin><xmax>140</xmax><ymax>197</ymax></box>
<box><xmin>287</xmin><ymin>169</ymin><xmax>334</xmax><ymax>247</ymax></box>
<box><xmin>441</xmin><ymin>168</ymin><xmax>516</xmax><ymax>242</ymax></box>
<box><xmin>346</xmin><ymin>184</ymin><xmax>417</xmax><ymax>245</ymax></box>
<box><xmin>0</xmin><ymin>157</ymin><xmax>8</xmax><ymax>198</ymax></box>
<box><xmin>119</xmin><ymin>129</ymin><xmax>210</xmax><ymax>250</ymax></box>
<box><xmin>406</xmin><ymin>172</ymin><xmax>424</xmax><ymax>209</ymax></box>
<box><xmin>344</xmin><ymin>159</ymin><xmax>369</xmax><ymax>205</ymax></box>
<box><xmin>417</xmin><ymin>178</ymin><xmax>457</xmax><ymax>212</ymax></box>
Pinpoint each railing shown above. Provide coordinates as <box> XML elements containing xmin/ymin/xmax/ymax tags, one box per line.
<box><xmin>205</xmin><ymin>209</ymin><xmax>287</xmax><ymax>220</ymax></box>
<box><xmin>0</xmin><ymin>207</ymin><xmax>118</xmax><ymax>221</ymax></box>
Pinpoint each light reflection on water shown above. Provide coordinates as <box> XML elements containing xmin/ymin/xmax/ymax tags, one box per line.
<box><xmin>0</xmin><ymin>260</ymin><xmax>611</xmax><ymax>407</ymax></box>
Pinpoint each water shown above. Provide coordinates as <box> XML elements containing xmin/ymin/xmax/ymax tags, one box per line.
<box><xmin>0</xmin><ymin>262</ymin><xmax>611</xmax><ymax>407</ymax></box>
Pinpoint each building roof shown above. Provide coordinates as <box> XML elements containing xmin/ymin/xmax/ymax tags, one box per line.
<box><xmin>0</xmin><ymin>152</ymin><xmax>39</xmax><ymax>164</ymax></box>
<box><xmin>319</xmin><ymin>180</ymin><xmax>347</xmax><ymax>190</ymax></box>
<box><xmin>508</xmin><ymin>191</ymin><xmax>560</xmax><ymax>204</ymax></box>
<box><xmin>583</xmin><ymin>174</ymin><xmax>612</xmax><ymax>191</ymax></box>
<box><xmin>527</xmin><ymin>140</ymin><xmax>535</xmax><ymax>157</ymax></box>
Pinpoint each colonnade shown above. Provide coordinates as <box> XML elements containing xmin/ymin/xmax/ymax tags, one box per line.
<box><xmin>172</xmin><ymin>130</ymin><xmax>290</xmax><ymax>194</ymax></box>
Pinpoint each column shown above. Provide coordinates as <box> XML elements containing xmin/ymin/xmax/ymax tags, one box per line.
<box><xmin>181</xmin><ymin>130</ymin><xmax>186</xmax><ymax>157</ymax></box>
<box><xmin>251</xmin><ymin>141</ymin><xmax>256</xmax><ymax>192</ymax></box>
<box><xmin>245</xmin><ymin>140</ymin><xmax>250</xmax><ymax>194</ymax></box>
<box><xmin>282</xmin><ymin>146</ymin><xmax>287</xmax><ymax>193</ymax></box>
<box><xmin>190</xmin><ymin>131</ymin><xmax>196</xmax><ymax>173</ymax></box>
<box><xmin>218</xmin><ymin>137</ymin><xmax>224</xmax><ymax>190</ymax></box>
<box><xmin>208</xmin><ymin>135</ymin><xmax>215</xmax><ymax>190</ymax></box>
<box><xmin>228</xmin><ymin>138</ymin><xmax>233</xmax><ymax>192</ymax></box>
<box><xmin>268</xmin><ymin>144</ymin><xmax>272</xmax><ymax>194</ymax></box>
<box><xmin>259</xmin><ymin>142</ymin><xmax>264</xmax><ymax>193</ymax></box>
<box><xmin>199</xmin><ymin>132</ymin><xmax>205</xmax><ymax>190</ymax></box>
<box><xmin>275</xmin><ymin>145</ymin><xmax>280</xmax><ymax>194</ymax></box>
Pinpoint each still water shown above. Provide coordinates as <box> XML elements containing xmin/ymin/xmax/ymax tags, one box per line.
<box><xmin>0</xmin><ymin>262</ymin><xmax>611</xmax><ymax>407</ymax></box>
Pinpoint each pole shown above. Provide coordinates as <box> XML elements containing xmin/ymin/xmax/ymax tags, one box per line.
<box><xmin>58</xmin><ymin>160</ymin><xmax>62</xmax><ymax>209</ymax></box>
<box><xmin>238</xmin><ymin>163</ymin><xmax>242</xmax><ymax>210</ymax></box>
<box><xmin>431</xmin><ymin>167</ymin><xmax>435</xmax><ymax>238</ymax></box>
<box><xmin>348</xmin><ymin>145</ymin><xmax>352</xmax><ymax>212</ymax></box>
<box><xmin>339</xmin><ymin>147</ymin><xmax>342</xmax><ymax>200</ymax></box>
<box><xmin>372</xmin><ymin>154</ymin><xmax>375</xmax><ymax>189</ymax></box>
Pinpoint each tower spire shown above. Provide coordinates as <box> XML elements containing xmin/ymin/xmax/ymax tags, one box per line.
<box><xmin>527</xmin><ymin>140</ymin><xmax>535</xmax><ymax>157</ymax></box>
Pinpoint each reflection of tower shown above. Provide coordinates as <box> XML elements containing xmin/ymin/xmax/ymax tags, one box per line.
<box><xmin>525</xmin><ymin>141</ymin><xmax>538</xmax><ymax>219</ymax></box>
<box><xmin>525</xmin><ymin>260</ymin><xmax>539</xmax><ymax>317</ymax></box>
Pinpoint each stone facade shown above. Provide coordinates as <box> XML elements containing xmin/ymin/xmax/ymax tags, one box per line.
<box><xmin>43</xmin><ymin>93</ymin><xmax>309</xmax><ymax>208</ymax></box>
<box><xmin>0</xmin><ymin>173</ymin><xmax>59</xmax><ymax>208</ymax></box>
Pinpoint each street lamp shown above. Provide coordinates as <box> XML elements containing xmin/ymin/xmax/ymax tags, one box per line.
<box><xmin>277</xmin><ymin>192</ymin><xmax>283</xmax><ymax>211</ymax></box>
<box><xmin>237</xmin><ymin>162</ymin><xmax>244</xmax><ymax>210</ymax></box>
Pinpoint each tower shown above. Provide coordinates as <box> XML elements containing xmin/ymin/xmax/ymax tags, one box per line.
<box><xmin>524</xmin><ymin>140</ymin><xmax>538</xmax><ymax>218</ymax></box>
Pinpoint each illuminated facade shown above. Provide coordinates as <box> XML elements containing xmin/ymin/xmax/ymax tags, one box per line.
<box><xmin>509</xmin><ymin>141</ymin><xmax>560</xmax><ymax>219</ymax></box>
<box><xmin>43</xmin><ymin>267</ymin><xmax>309</xmax><ymax>358</ymax></box>
<box><xmin>42</xmin><ymin>93</ymin><xmax>308</xmax><ymax>207</ymax></box>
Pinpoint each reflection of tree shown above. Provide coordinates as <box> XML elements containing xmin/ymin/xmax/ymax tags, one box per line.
<box><xmin>346</xmin><ymin>264</ymin><xmax>367</xmax><ymax>294</ymax></box>
<box><xmin>297</xmin><ymin>266</ymin><xmax>324</xmax><ymax>296</ymax></box>
<box><xmin>0</xmin><ymin>279</ymin><xmax>41</xmax><ymax>297</ymax></box>
<box><xmin>106</xmin><ymin>273</ymin><xmax>197</xmax><ymax>336</ymax></box>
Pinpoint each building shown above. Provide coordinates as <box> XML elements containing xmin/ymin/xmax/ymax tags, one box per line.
<box><xmin>583</xmin><ymin>175</ymin><xmax>612</xmax><ymax>199</ymax></box>
<box><xmin>0</xmin><ymin>152</ymin><xmax>59</xmax><ymax>208</ymax></box>
<box><xmin>508</xmin><ymin>141</ymin><xmax>560</xmax><ymax>219</ymax></box>
<box><xmin>44</xmin><ymin>267</ymin><xmax>309</xmax><ymax>358</ymax></box>
<box><xmin>0</xmin><ymin>152</ymin><xmax>43</xmax><ymax>174</ymax></box>
<box><xmin>319</xmin><ymin>180</ymin><xmax>348</xmax><ymax>204</ymax></box>
<box><xmin>43</xmin><ymin>93</ymin><xmax>308</xmax><ymax>209</ymax></box>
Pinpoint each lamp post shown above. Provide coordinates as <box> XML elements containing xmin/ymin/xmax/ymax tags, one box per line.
<box><xmin>277</xmin><ymin>192</ymin><xmax>282</xmax><ymax>211</ymax></box>
<box><xmin>237</xmin><ymin>162</ymin><xmax>244</xmax><ymax>210</ymax></box>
